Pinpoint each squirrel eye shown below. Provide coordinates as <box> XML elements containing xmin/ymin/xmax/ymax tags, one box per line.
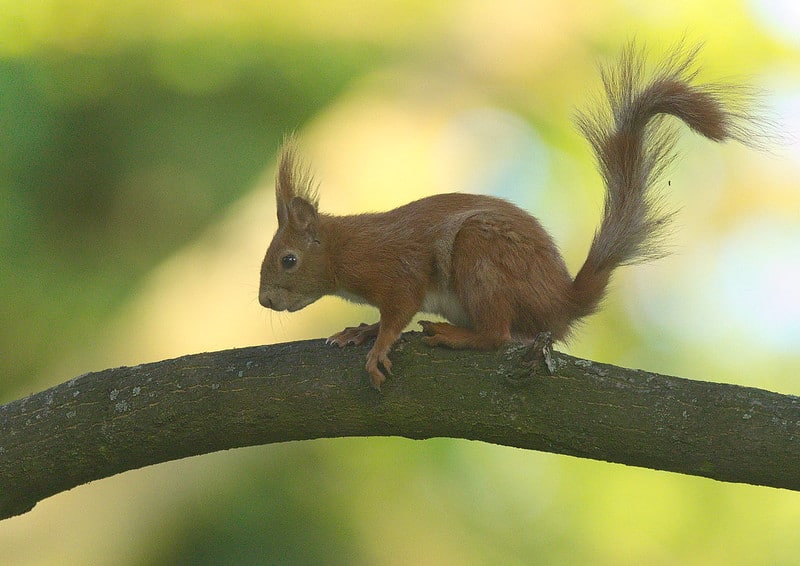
<box><xmin>280</xmin><ymin>254</ymin><xmax>298</xmax><ymax>270</ymax></box>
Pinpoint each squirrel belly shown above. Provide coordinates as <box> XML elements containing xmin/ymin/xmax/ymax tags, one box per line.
<box><xmin>259</xmin><ymin>43</ymin><xmax>760</xmax><ymax>389</ymax></box>
<box><xmin>338</xmin><ymin>285</ymin><xmax>470</xmax><ymax>328</ymax></box>
<box><xmin>419</xmin><ymin>289</ymin><xmax>470</xmax><ymax>327</ymax></box>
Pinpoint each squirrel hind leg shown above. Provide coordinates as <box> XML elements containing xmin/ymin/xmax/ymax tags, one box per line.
<box><xmin>419</xmin><ymin>320</ymin><xmax>512</xmax><ymax>350</ymax></box>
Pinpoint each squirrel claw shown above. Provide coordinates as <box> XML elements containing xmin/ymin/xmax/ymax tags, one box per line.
<box><xmin>366</xmin><ymin>364</ymin><xmax>386</xmax><ymax>391</ymax></box>
<box><xmin>367</xmin><ymin>369</ymin><xmax>385</xmax><ymax>391</ymax></box>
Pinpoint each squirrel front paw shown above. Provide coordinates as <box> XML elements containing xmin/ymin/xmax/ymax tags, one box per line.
<box><xmin>365</xmin><ymin>347</ymin><xmax>392</xmax><ymax>391</ymax></box>
<box><xmin>326</xmin><ymin>322</ymin><xmax>380</xmax><ymax>347</ymax></box>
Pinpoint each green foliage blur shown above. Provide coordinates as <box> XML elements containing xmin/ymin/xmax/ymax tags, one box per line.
<box><xmin>0</xmin><ymin>9</ymin><xmax>385</xmax><ymax>397</ymax></box>
<box><xmin>2</xmin><ymin>1</ymin><xmax>800</xmax><ymax>564</ymax></box>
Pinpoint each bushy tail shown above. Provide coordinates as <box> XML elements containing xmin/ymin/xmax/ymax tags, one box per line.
<box><xmin>570</xmin><ymin>43</ymin><xmax>757</xmax><ymax>318</ymax></box>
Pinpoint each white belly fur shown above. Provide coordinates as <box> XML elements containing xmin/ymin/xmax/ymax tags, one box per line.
<box><xmin>421</xmin><ymin>289</ymin><xmax>469</xmax><ymax>326</ymax></box>
<box><xmin>336</xmin><ymin>288</ymin><xmax>468</xmax><ymax>326</ymax></box>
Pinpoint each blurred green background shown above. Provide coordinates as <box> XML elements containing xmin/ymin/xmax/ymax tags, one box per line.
<box><xmin>2</xmin><ymin>0</ymin><xmax>800</xmax><ymax>564</ymax></box>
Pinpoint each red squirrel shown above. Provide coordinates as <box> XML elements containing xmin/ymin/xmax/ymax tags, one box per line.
<box><xmin>259</xmin><ymin>44</ymin><xmax>757</xmax><ymax>390</ymax></box>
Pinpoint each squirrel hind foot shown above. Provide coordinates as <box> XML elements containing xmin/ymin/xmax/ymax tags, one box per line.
<box><xmin>419</xmin><ymin>320</ymin><xmax>511</xmax><ymax>350</ymax></box>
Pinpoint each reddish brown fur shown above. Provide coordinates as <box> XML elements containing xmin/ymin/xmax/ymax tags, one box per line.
<box><xmin>259</xmin><ymin>44</ymin><xmax>758</xmax><ymax>390</ymax></box>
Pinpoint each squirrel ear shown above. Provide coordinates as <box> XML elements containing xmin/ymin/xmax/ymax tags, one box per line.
<box><xmin>274</xmin><ymin>137</ymin><xmax>319</xmax><ymax>230</ymax></box>
<box><xmin>287</xmin><ymin>196</ymin><xmax>318</xmax><ymax>238</ymax></box>
<box><xmin>276</xmin><ymin>197</ymin><xmax>289</xmax><ymax>226</ymax></box>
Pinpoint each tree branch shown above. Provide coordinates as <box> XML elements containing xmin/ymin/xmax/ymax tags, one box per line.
<box><xmin>2</xmin><ymin>334</ymin><xmax>799</xmax><ymax>520</ymax></box>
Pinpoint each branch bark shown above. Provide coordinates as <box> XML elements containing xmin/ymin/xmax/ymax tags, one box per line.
<box><xmin>2</xmin><ymin>334</ymin><xmax>799</xmax><ymax>520</ymax></box>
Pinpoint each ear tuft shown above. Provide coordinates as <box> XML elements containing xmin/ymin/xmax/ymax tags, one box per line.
<box><xmin>276</xmin><ymin>136</ymin><xmax>320</xmax><ymax>225</ymax></box>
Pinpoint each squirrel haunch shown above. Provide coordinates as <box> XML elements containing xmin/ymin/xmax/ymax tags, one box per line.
<box><xmin>259</xmin><ymin>44</ymin><xmax>760</xmax><ymax>390</ymax></box>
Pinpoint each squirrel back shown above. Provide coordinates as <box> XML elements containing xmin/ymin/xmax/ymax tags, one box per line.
<box><xmin>568</xmin><ymin>43</ymin><xmax>758</xmax><ymax>322</ymax></box>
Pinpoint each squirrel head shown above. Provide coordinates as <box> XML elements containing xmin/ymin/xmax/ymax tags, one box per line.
<box><xmin>259</xmin><ymin>141</ymin><xmax>330</xmax><ymax>312</ymax></box>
